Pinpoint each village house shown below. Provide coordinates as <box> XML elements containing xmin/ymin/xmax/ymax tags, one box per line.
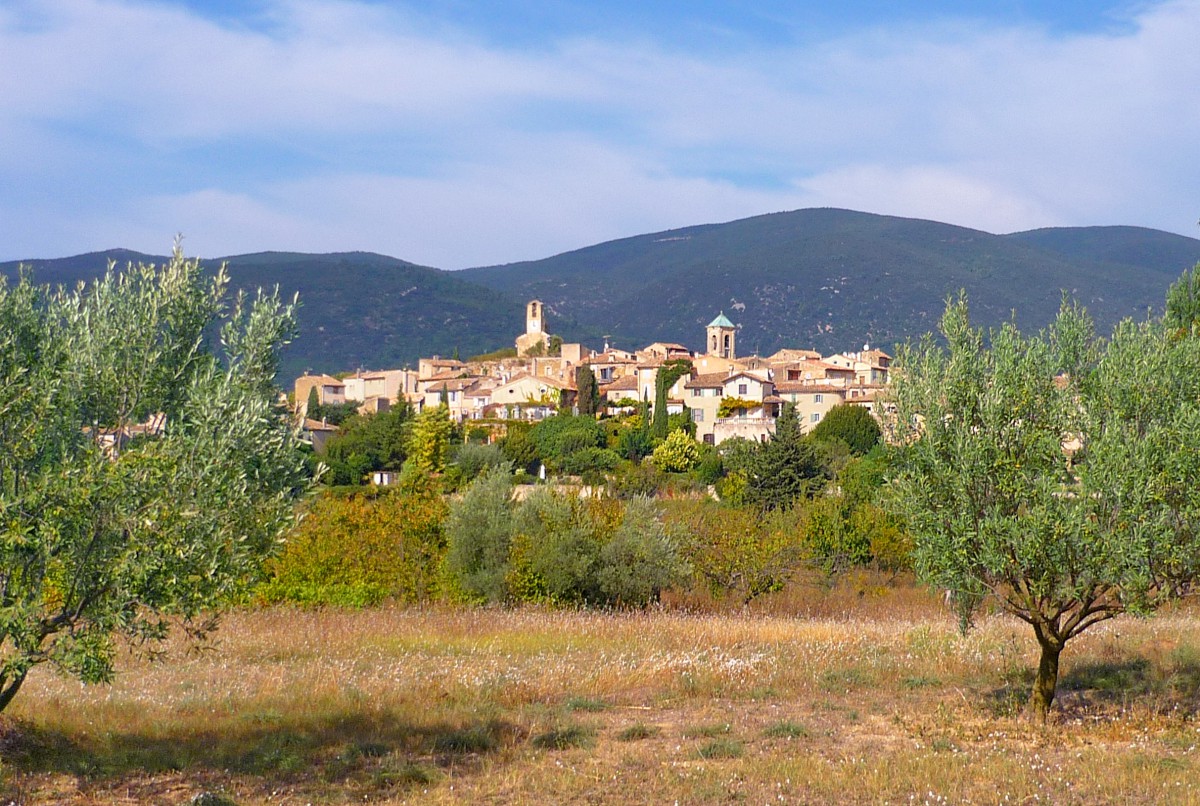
<box><xmin>488</xmin><ymin>373</ymin><xmax>576</xmax><ymax>420</ymax></box>
<box><xmin>775</xmin><ymin>382</ymin><xmax>848</xmax><ymax>431</ymax></box>
<box><xmin>294</xmin><ymin>296</ymin><xmax>892</xmax><ymax>450</ymax></box>
<box><xmin>294</xmin><ymin>373</ymin><xmax>346</xmax><ymax>418</ymax></box>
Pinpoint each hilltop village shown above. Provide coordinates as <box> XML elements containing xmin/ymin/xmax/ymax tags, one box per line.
<box><xmin>295</xmin><ymin>300</ymin><xmax>890</xmax><ymax>450</ymax></box>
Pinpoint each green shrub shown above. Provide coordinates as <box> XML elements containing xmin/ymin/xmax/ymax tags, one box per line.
<box><xmin>608</xmin><ymin>461</ymin><xmax>667</xmax><ymax>499</ymax></box>
<box><xmin>691</xmin><ymin>443</ymin><xmax>724</xmax><ymax>485</ymax></box>
<box><xmin>667</xmin><ymin>500</ymin><xmax>804</xmax><ymax>603</ymax></box>
<box><xmin>444</xmin><ymin>466</ymin><xmax>516</xmax><ymax>603</ymax></box>
<box><xmin>507</xmin><ymin>489</ymin><xmax>602</xmax><ymax>605</ymax></box>
<box><xmin>529</xmin><ymin>414</ymin><xmax>605</xmax><ymax>470</ymax></box>
<box><xmin>596</xmin><ymin>497</ymin><xmax>686</xmax><ymax>606</ymax></box>
<box><xmin>531</xmin><ymin>725</ymin><xmax>595</xmax><ymax>750</ymax></box>
<box><xmin>616</xmin><ymin>723</ymin><xmax>660</xmax><ymax>741</ymax></box>
<box><xmin>809</xmin><ymin>403</ymin><xmax>882</xmax><ymax>456</ymax></box>
<box><xmin>695</xmin><ymin>738</ymin><xmax>744</xmax><ymax>759</ymax></box>
<box><xmin>498</xmin><ymin>423</ymin><xmax>540</xmax><ymax>474</ymax></box>
<box><xmin>650</xmin><ymin>429</ymin><xmax>701</xmax><ymax>473</ymax></box>
<box><xmin>450</xmin><ymin>442</ymin><xmax>509</xmax><ymax>483</ymax></box>
<box><xmin>559</xmin><ymin>447</ymin><xmax>622</xmax><ymax>475</ymax></box>
<box><xmin>259</xmin><ymin>489</ymin><xmax>447</xmax><ymax>606</ymax></box>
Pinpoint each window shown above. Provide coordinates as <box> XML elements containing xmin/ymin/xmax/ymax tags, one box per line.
<box><xmin>692</xmin><ymin>409</ymin><xmax>704</xmax><ymax>422</ymax></box>
<box><xmin>814</xmin><ymin>393</ymin><xmax>823</xmax><ymax>403</ymax></box>
<box><xmin>738</xmin><ymin>383</ymin><xmax>747</xmax><ymax>395</ymax></box>
<box><xmin>449</xmin><ymin>391</ymin><xmax>457</xmax><ymax>402</ymax></box>
<box><xmin>692</xmin><ymin>388</ymin><xmax>701</xmax><ymax>397</ymax></box>
<box><xmin>703</xmin><ymin>433</ymin><xmax>715</xmax><ymax>445</ymax></box>
<box><xmin>811</xmin><ymin>413</ymin><xmax>821</xmax><ymax>423</ymax></box>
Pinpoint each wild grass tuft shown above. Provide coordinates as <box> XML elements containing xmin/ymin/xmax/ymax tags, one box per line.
<box><xmin>762</xmin><ymin>720</ymin><xmax>810</xmax><ymax>739</ymax></box>
<box><xmin>563</xmin><ymin>696</ymin><xmax>609</xmax><ymax>712</ymax></box>
<box><xmin>531</xmin><ymin>724</ymin><xmax>596</xmax><ymax>750</ymax></box>
<box><xmin>683</xmin><ymin>722</ymin><xmax>732</xmax><ymax>739</ymax></box>
<box><xmin>695</xmin><ymin>737</ymin><xmax>744</xmax><ymax>759</ymax></box>
<box><xmin>616</xmin><ymin>723</ymin><xmax>660</xmax><ymax>742</ymax></box>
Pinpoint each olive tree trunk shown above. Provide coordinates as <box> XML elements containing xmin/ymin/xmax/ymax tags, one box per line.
<box><xmin>1028</xmin><ymin>632</ymin><xmax>1063</xmax><ymax>722</ymax></box>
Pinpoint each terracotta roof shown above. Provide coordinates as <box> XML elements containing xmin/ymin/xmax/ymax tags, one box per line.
<box><xmin>784</xmin><ymin>360</ymin><xmax>853</xmax><ymax>373</ymax></box>
<box><xmin>425</xmin><ymin>378</ymin><xmax>476</xmax><ymax>393</ymax></box>
<box><xmin>303</xmin><ymin>418</ymin><xmax>339</xmax><ymax>432</ymax></box>
<box><xmin>301</xmin><ymin>374</ymin><xmax>344</xmax><ymax>386</ymax></box>
<box><xmin>767</xmin><ymin>348</ymin><xmax>823</xmax><ymax>362</ymax></box>
<box><xmin>600</xmin><ymin>376</ymin><xmax>638</xmax><ymax>392</ymax></box>
<box><xmin>421</xmin><ymin>369</ymin><xmax>475</xmax><ymax>382</ymax></box>
<box><xmin>775</xmin><ymin>382</ymin><xmax>848</xmax><ymax>395</ymax></box>
<box><xmin>496</xmin><ymin>372</ymin><xmax>576</xmax><ymax>392</ymax></box>
<box><xmin>684</xmin><ymin>372</ymin><xmax>731</xmax><ymax>389</ymax></box>
<box><xmin>589</xmin><ymin>351</ymin><xmax>637</xmax><ymax>364</ymax></box>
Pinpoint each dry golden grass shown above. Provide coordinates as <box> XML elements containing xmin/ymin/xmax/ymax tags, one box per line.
<box><xmin>3</xmin><ymin>583</ymin><xmax>1200</xmax><ymax>804</ymax></box>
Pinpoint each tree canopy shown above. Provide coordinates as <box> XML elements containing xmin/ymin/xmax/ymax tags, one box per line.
<box><xmin>887</xmin><ymin>291</ymin><xmax>1200</xmax><ymax>720</ymax></box>
<box><xmin>0</xmin><ymin>249</ymin><xmax>309</xmax><ymax>712</ymax></box>
<box><xmin>744</xmin><ymin>403</ymin><xmax>826</xmax><ymax>510</ymax></box>
<box><xmin>809</xmin><ymin>402</ymin><xmax>881</xmax><ymax>456</ymax></box>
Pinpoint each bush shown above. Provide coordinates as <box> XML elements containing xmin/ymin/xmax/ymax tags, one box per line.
<box><xmin>802</xmin><ymin>453</ymin><xmax>910</xmax><ymax>575</ymax></box>
<box><xmin>499</xmin><ymin>423</ymin><xmax>540</xmax><ymax>474</ymax></box>
<box><xmin>596</xmin><ymin>497</ymin><xmax>686</xmax><ymax>606</ymax></box>
<box><xmin>615</xmin><ymin>426</ymin><xmax>654</xmax><ymax>461</ymax></box>
<box><xmin>507</xmin><ymin>489</ymin><xmax>602</xmax><ymax>605</ymax></box>
<box><xmin>260</xmin><ymin>489</ymin><xmax>448</xmax><ymax>606</ymax></box>
<box><xmin>444</xmin><ymin>466</ymin><xmax>516</xmax><ymax>603</ymax></box>
<box><xmin>529</xmin><ymin>414</ymin><xmax>605</xmax><ymax>470</ymax></box>
<box><xmin>650</xmin><ymin>429</ymin><xmax>701</xmax><ymax>473</ymax></box>
<box><xmin>558</xmin><ymin>447</ymin><xmax>622</xmax><ymax>476</ymax></box>
<box><xmin>450</xmin><ymin>442</ymin><xmax>509</xmax><ymax>483</ymax></box>
<box><xmin>691</xmin><ymin>443</ymin><xmax>724</xmax><ymax>485</ymax></box>
<box><xmin>717</xmin><ymin>437</ymin><xmax>759</xmax><ymax>476</ymax></box>
<box><xmin>608</xmin><ymin>461</ymin><xmax>667</xmax><ymax>499</ymax></box>
<box><xmin>667</xmin><ymin>500</ymin><xmax>804</xmax><ymax>603</ymax></box>
<box><xmin>506</xmin><ymin>492</ymin><xmax>682</xmax><ymax>607</ymax></box>
<box><xmin>809</xmin><ymin>403</ymin><xmax>882</xmax><ymax>456</ymax></box>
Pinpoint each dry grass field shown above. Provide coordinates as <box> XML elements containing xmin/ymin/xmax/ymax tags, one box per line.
<box><xmin>3</xmin><ymin>580</ymin><xmax>1200</xmax><ymax>804</ymax></box>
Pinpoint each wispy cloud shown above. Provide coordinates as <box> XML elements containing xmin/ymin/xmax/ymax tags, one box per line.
<box><xmin>1</xmin><ymin>0</ymin><xmax>1198</xmax><ymax>266</ymax></box>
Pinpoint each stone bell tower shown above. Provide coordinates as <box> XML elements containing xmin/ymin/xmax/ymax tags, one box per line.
<box><xmin>706</xmin><ymin>312</ymin><xmax>736</xmax><ymax>359</ymax></box>
<box><xmin>515</xmin><ymin>299</ymin><xmax>551</xmax><ymax>355</ymax></box>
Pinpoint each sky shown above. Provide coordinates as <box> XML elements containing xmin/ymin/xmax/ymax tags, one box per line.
<box><xmin>1</xmin><ymin>0</ymin><xmax>1198</xmax><ymax>269</ymax></box>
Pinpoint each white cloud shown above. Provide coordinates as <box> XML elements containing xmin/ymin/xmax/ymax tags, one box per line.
<box><xmin>1</xmin><ymin>0</ymin><xmax>1199</xmax><ymax>263</ymax></box>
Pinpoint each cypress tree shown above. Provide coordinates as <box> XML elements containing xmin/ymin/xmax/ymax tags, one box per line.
<box><xmin>306</xmin><ymin>385</ymin><xmax>321</xmax><ymax>420</ymax></box>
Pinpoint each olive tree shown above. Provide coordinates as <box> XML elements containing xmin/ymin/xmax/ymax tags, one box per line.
<box><xmin>0</xmin><ymin>248</ymin><xmax>309</xmax><ymax>712</ymax></box>
<box><xmin>888</xmin><ymin>292</ymin><xmax>1200</xmax><ymax>720</ymax></box>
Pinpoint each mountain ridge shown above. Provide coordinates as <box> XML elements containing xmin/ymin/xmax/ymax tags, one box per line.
<box><xmin>5</xmin><ymin>208</ymin><xmax>1199</xmax><ymax>377</ymax></box>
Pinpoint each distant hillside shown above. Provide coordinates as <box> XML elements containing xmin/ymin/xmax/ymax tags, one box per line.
<box><xmin>0</xmin><ymin>250</ymin><xmax>544</xmax><ymax>381</ymax></box>
<box><xmin>7</xmin><ymin>209</ymin><xmax>1200</xmax><ymax>379</ymax></box>
<box><xmin>1003</xmin><ymin>225</ymin><xmax>1200</xmax><ymax>276</ymax></box>
<box><xmin>460</xmin><ymin>209</ymin><xmax>1200</xmax><ymax>355</ymax></box>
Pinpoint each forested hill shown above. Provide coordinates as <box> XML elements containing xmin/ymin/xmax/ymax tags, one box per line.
<box><xmin>0</xmin><ymin>250</ymin><xmax>538</xmax><ymax>381</ymax></box>
<box><xmin>5</xmin><ymin>208</ymin><xmax>1200</xmax><ymax>378</ymax></box>
<box><xmin>459</xmin><ymin>208</ymin><xmax>1200</xmax><ymax>356</ymax></box>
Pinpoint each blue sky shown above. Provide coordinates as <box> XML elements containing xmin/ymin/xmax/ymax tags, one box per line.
<box><xmin>2</xmin><ymin>0</ymin><xmax>1198</xmax><ymax>268</ymax></box>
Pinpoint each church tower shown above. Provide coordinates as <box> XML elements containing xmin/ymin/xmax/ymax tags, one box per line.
<box><xmin>706</xmin><ymin>313</ymin><xmax>736</xmax><ymax>359</ymax></box>
<box><xmin>515</xmin><ymin>299</ymin><xmax>551</xmax><ymax>355</ymax></box>
<box><xmin>526</xmin><ymin>300</ymin><xmax>544</xmax><ymax>335</ymax></box>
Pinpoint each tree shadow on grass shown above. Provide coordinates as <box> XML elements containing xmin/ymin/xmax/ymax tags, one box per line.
<box><xmin>982</xmin><ymin>653</ymin><xmax>1200</xmax><ymax>719</ymax></box>
<box><xmin>2</xmin><ymin>708</ymin><xmax>524</xmax><ymax>786</ymax></box>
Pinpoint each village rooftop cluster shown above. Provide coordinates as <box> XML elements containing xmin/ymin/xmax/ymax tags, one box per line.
<box><xmin>295</xmin><ymin>300</ymin><xmax>890</xmax><ymax>449</ymax></box>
